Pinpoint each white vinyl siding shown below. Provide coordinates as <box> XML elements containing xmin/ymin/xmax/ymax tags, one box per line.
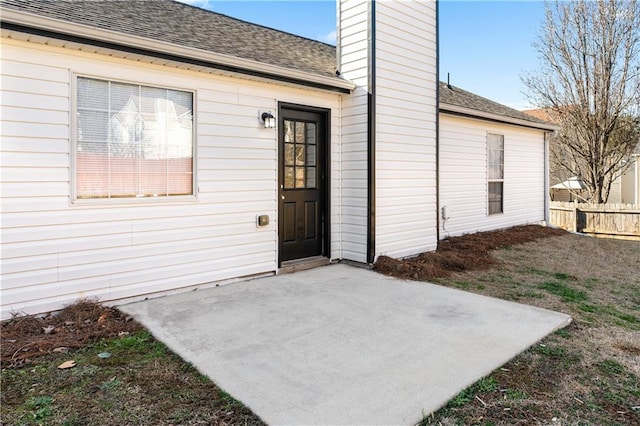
<box><xmin>608</xmin><ymin>175</ymin><xmax>623</xmax><ymax>203</ymax></box>
<box><xmin>338</xmin><ymin>0</ymin><xmax>370</xmax><ymax>263</ymax></box>
<box><xmin>439</xmin><ymin>114</ymin><xmax>546</xmax><ymax>238</ymax></box>
<box><xmin>612</xmin><ymin>159</ymin><xmax>639</xmax><ymax>204</ymax></box>
<box><xmin>374</xmin><ymin>0</ymin><xmax>438</xmax><ymax>259</ymax></box>
<box><xmin>1</xmin><ymin>38</ymin><xmax>342</xmax><ymax>319</ymax></box>
<box><xmin>619</xmin><ymin>159</ymin><xmax>638</xmax><ymax>204</ymax></box>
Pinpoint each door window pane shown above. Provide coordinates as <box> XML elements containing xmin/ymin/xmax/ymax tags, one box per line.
<box><xmin>306</xmin><ymin>145</ymin><xmax>316</xmax><ymax>167</ymax></box>
<box><xmin>284</xmin><ymin>120</ymin><xmax>295</xmax><ymax>142</ymax></box>
<box><xmin>295</xmin><ymin>167</ymin><xmax>305</xmax><ymax>188</ymax></box>
<box><xmin>306</xmin><ymin>167</ymin><xmax>316</xmax><ymax>188</ymax></box>
<box><xmin>306</xmin><ymin>123</ymin><xmax>316</xmax><ymax>145</ymax></box>
<box><xmin>284</xmin><ymin>166</ymin><xmax>295</xmax><ymax>189</ymax></box>
<box><xmin>295</xmin><ymin>145</ymin><xmax>306</xmax><ymax>166</ymax></box>
<box><xmin>282</xmin><ymin>119</ymin><xmax>319</xmax><ymax>190</ymax></box>
<box><xmin>295</xmin><ymin>121</ymin><xmax>305</xmax><ymax>142</ymax></box>
<box><xmin>284</xmin><ymin>143</ymin><xmax>294</xmax><ymax>166</ymax></box>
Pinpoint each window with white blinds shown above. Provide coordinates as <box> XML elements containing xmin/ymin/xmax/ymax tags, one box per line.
<box><xmin>75</xmin><ymin>77</ymin><xmax>194</xmax><ymax>199</ymax></box>
<box><xmin>487</xmin><ymin>133</ymin><xmax>504</xmax><ymax>215</ymax></box>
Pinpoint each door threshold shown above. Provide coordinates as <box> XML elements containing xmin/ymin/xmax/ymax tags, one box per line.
<box><xmin>278</xmin><ymin>256</ymin><xmax>330</xmax><ymax>275</ymax></box>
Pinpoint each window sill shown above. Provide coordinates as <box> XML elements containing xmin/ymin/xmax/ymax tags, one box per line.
<box><xmin>71</xmin><ymin>195</ymin><xmax>198</xmax><ymax>207</ymax></box>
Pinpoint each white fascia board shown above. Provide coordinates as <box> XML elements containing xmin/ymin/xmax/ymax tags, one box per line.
<box><xmin>440</xmin><ymin>102</ymin><xmax>560</xmax><ymax>132</ymax></box>
<box><xmin>2</xmin><ymin>9</ymin><xmax>355</xmax><ymax>93</ymax></box>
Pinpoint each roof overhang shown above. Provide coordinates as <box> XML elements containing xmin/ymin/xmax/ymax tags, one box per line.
<box><xmin>440</xmin><ymin>102</ymin><xmax>560</xmax><ymax>132</ymax></box>
<box><xmin>1</xmin><ymin>9</ymin><xmax>355</xmax><ymax>94</ymax></box>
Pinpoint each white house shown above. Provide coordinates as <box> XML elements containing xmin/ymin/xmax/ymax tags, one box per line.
<box><xmin>611</xmin><ymin>148</ymin><xmax>640</xmax><ymax>205</ymax></box>
<box><xmin>0</xmin><ymin>0</ymin><xmax>555</xmax><ymax>319</ymax></box>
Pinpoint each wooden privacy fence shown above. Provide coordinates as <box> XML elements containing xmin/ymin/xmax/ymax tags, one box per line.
<box><xmin>549</xmin><ymin>202</ymin><xmax>640</xmax><ymax>240</ymax></box>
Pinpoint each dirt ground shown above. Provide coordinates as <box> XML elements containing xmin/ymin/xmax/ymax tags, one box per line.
<box><xmin>375</xmin><ymin>224</ymin><xmax>567</xmax><ymax>281</ymax></box>
<box><xmin>1</xmin><ymin>299</ymin><xmax>143</xmax><ymax>369</ymax></box>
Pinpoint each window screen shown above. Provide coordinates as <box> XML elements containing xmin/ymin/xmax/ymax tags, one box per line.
<box><xmin>76</xmin><ymin>77</ymin><xmax>193</xmax><ymax>199</ymax></box>
<box><xmin>487</xmin><ymin>133</ymin><xmax>504</xmax><ymax>215</ymax></box>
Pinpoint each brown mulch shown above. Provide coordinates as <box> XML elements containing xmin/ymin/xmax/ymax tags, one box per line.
<box><xmin>1</xmin><ymin>299</ymin><xmax>143</xmax><ymax>368</ymax></box>
<box><xmin>375</xmin><ymin>225</ymin><xmax>567</xmax><ymax>281</ymax></box>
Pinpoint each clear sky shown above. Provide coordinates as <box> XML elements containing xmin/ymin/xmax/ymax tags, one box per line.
<box><xmin>178</xmin><ymin>0</ymin><xmax>546</xmax><ymax>110</ymax></box>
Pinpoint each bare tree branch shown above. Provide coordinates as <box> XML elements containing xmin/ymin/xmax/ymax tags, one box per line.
<box><xmin>524</xmin><ymin>0</ymin><xmax>640</xmax><ymax>203</ymax></box>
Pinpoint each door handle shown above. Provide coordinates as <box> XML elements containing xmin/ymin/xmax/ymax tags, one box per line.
<box><xmin>281</xmin><ymin>194</ymin><xmax>285</xmax><ymax>200</ymax></box>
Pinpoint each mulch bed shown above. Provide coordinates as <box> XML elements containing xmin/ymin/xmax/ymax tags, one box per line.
<box><xmin>375</xmin><ymin>225</ymin><xmax>567</xmax><ymax>281</ymax></box>
<box><xmin>1</xmin><ymin>299</ymin><xmax>142</xmax><ymax>368</ymax></box>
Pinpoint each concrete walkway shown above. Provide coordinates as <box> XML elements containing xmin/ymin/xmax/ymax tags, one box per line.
<box><xmin>120</xmin><ymin>263</ymin><xmax>571</xmax><ymax>425</ymax></box>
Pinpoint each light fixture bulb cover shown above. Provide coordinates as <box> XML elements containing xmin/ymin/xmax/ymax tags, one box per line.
<box><xmin>261</xmin><ymin>112</ymin><xmax>276</xmax><ymax>128</ymax></box>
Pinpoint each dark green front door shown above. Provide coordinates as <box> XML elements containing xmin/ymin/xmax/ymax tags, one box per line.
<box><xmin>278</xmin><ymin>106</ymin><xmax>327</xmax><ymax>263</ymax></box>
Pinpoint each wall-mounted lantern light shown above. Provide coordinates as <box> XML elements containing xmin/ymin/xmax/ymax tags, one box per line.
<box><xmin>261</xmin><ymin>111</ymin><xmax>276</xmax><ymax>129</ymax></box>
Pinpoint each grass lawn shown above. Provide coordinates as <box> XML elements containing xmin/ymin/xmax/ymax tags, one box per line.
<box><xmin>1</xmin><ymin>330</ymin><xmax>263</xmax><ymax>425</ymax></box>
<box><xmin>419</xmin><ymin>233</ymin><xmax>640</xmax><ymax>425</ymax></box>
<box><xmin>2</xmin><ymin>226</ymin><xmax>639</xmax><ymax>425</ymax></box>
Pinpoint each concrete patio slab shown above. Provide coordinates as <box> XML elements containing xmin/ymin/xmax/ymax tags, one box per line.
<box><xmin>119</xmin><ymin>263</ymin><xmax>571</xmax><ymax>425</ymax></box>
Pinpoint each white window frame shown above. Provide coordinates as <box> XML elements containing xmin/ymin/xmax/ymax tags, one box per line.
<box><xmin>71</xmin><ymin>73</ymin><xmax>197</xmax><ymax>204</ymax></box>
<box><xmin>487</xmin><ymin>133</ymin><xmax>504</xmax><ymax>215</ymax></box>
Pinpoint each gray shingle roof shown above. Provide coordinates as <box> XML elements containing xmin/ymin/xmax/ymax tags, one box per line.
<box><xmin>1</xmin><ymin>0</ymin><xmax>337</xmax><ymax>78</ymax></box>
<box><xmin>2</xmin><ymin>0</ymin><xmax>556</xmax><ymax>128</ymax></box>
<box><xmin>439</xmin><ymin>82</ymin><xmax>549</xmax><ymax>126</ymax></box>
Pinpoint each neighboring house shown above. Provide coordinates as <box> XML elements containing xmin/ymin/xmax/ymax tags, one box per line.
<box><xmin>524</xmin><ymin>108</ymin><xmax>640</xmax><ymax>205</ymax></box>
<box><xmin>613</xmin><ymin>145</ymin><xmax>640</xmax><ymax>205</ymax></box>
<box><xmin>0</xmin><ymin>0</ymin><xmax>554</xmax><ymax>319</ymax></box>
<box><xmin>549</xmin><ymin>177</ymin><xmax>588</xmax><ymax>202</ymax></box>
